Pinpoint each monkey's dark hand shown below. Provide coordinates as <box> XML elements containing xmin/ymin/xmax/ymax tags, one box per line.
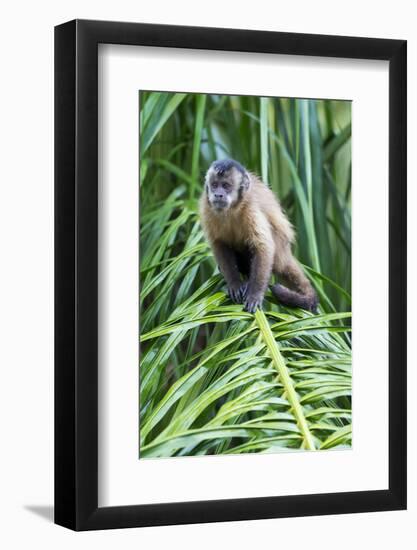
<box><xmin>227</xmin><ymin>283</ymin><xmax>244</xmax><ymax>304</ymax></box>
<box><xmin>244</xmin><ymin>292</ymin><xmax>263</xmax><ymax>314</ymax></box>
<box><xmin>227</xmin><ymin>282</ymin><xmax>250</xmax><ymax>304</ymax></box>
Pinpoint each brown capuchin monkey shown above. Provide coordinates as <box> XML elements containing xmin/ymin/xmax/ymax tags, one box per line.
<box><xmin>199</xmin><ymin>159</ymin><xmax>318</xmax><ymax>314</ymax></box>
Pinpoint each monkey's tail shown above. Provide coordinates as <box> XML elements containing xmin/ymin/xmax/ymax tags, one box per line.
<box><xmin>271</xmin><ymin>283</ymin><xmax>318</xmax><ymax>314</ymax></box>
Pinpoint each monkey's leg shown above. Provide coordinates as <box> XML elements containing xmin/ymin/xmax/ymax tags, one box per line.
<box><xmin>243</xmin><ymin>247</ymin><xmax>273</xmax><ymax>313</ymax></box>
<box><xmin>211</xmin><ymin>240</ymin><xmax>246</xmax><ymax>303</ymax></box>
<box><xmin>272</xmin><ymin>257</ymin><xmax>318</xmax><ymax>313</ymax></box>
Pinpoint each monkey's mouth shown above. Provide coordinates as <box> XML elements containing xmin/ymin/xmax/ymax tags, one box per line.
<box><xmin>211</xmin><ymin>199</ymin><xmax>229</xmax><ymax>209</ymax></box>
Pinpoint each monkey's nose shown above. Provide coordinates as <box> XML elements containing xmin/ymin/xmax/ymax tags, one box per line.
<box><xmin>214</xmin><ymin>193</ymin><xmax>224</xmax><ymax>199</ymax></box>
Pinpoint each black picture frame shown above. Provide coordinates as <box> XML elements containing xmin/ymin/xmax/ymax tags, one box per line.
<box><xmin>55</xmin><ymin>19</ymin><xmax>407</xmax><ymax>531</ymax></box>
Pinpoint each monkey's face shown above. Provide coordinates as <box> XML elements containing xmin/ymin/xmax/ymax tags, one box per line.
<box><xmin>205</xmin><ymin>165</ymin><xmax>248</xmax><ymax>212</ymax></box>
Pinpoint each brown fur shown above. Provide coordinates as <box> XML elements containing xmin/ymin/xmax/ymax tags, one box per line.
<box><xmin>200</xmin><ymin>162</ymin><xmax>317</xmax><ymax>313</ymax></box>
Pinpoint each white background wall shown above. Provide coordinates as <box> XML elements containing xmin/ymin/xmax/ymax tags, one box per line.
<box><xmin>0</xmin><ymin>1</ymin><xmax>414</xmax><ymax>548</ymax></box>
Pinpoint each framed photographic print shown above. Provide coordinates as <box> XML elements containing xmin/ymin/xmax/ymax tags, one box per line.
<box><xmin>55</xmin><ymin>19</ymin><xmax>407</xmax><ymax>530</ymax></box>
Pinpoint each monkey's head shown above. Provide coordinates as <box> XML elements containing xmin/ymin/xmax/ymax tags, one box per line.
<box><xmin>204</xmin><ymin>159</ymin><xmax>250</xmax><ymax>212</ymax></box>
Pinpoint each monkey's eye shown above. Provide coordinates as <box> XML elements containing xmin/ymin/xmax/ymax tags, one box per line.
<box><xmin>211</xmin><ymin>181</ymin><xmax>218</xmax><ymax>189</ymax></box>
<box><xmin>222</xmin><ymin>182</ymin><xmax>231</xmax><ymax>191</ymax></box>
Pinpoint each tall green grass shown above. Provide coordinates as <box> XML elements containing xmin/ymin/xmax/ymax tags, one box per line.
<box><xmin>139</xmin><ymin>92</ymin><xmax>352</xmax><ymax>457</ymax></box>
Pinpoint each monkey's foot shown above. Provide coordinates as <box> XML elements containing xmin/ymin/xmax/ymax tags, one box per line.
<box><xmin>271</xmin><ymin>283</ymin><xmax>319</xmax><ymax>314</ymax></box>
<box><xmin>309</xmin><ymin>294</ymin><xmax>319</xmax><ymax>314</ymax></box>
<box><xmin>244</xmin><ymin>294</ymin><xmax>263</xmax><ymax>314</ymax></box>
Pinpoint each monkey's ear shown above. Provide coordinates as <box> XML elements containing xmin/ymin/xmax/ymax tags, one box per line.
<box><xmin>204</xmin><ymin>167</ymin><xmax>214</xmax><ymax>187</ymax></box>
<box><xmin>241</xmin><ymin>171</ymin><xmax>250</xmax><ymax>190</ymax></box>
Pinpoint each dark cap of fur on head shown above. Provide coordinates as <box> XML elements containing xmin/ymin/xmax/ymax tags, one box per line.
<box><xmin>211</xmin><ymin>158</ymin><xmax>246</xmax><ymax>176</ymax></box>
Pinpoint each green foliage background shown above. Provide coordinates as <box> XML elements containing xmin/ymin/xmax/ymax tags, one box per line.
<box><xmin>139</xmin><ymin>92</ymin><xmax>352</xmax><ymax>458</ymax></box>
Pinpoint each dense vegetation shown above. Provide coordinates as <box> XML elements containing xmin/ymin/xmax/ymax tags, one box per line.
<box><xmin>139</xmin><ymin>92</ymin><xmax>352</xmax><ymax>458</ymax></box>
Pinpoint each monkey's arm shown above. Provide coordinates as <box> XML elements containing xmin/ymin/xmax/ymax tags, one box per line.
<box><xmin>243</xmin><ymin>245</ymin><xmax>274</xmax><ymax>313</ymax></box>
<box><xmin>243</xmin><ymin>211</ymin><xmax>275</xmax><ymax>313</ymax></box>
<box><xmin>211</xmin><ymin>240</ymin><xmax>244</xmax><ymax>303</ymax></box>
